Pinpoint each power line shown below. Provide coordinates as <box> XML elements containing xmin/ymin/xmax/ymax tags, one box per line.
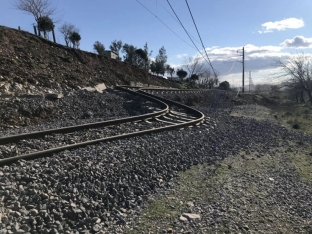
<box><xmin>185</xmin><ymin>0</ymin><xmax>217</xmax><ymax>78</ymax></box>
<box><xmin>156</xmin><ymin>0</ymin><xmax>201</xmax><ymax>45</ymax></box>
<box><xmin>223</xmin><ymin>59</ymin><xmax>237</xmax><ymax>75</ymax></box>
<box><xmin>135</xmin><ymin>0</ymin><xmax>196</xmax><ymax>50</ymax></box>
<box><xmin>166</xmin><ymin>0</ymin><xmax>211</xmax><ymax>69</ymax></box>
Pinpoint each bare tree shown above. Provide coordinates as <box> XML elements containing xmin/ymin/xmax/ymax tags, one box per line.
<box><xmin>285</xmin><ymin>84</ymin><xmax>305</xmax><ymax>103</ymax></box>
<box><xmin>199</xmin><ymin>69</ymin><xmax>219</xmax><ymax>89</ymax></box>
<box><xmin>59</xmin><ymin>23</ymin><xmax>76</xmax><ymax>47</ymax></box>
<box><xmin>276</xmin><ymin>54</ymin><xmax>312</xmax><ymax>105</ymax></box>
<box><xmin>184</xmin><ymin>56</ymin><xmax>207</xmax><ymax>78</ymax></box>
<box><xmin>13</xmin><ymin>0</ymin><xmax>57</xmax><ymax>22</ymax></box>
<box><xmin>270</xmin><ymin>85</ymin><xmax>280</xmax><ymax>97</ymax></box>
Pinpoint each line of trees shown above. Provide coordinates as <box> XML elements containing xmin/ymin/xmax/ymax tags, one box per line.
<box><xmin>92</xmin><ymin>38</ymin><xmax>173</xmax><ymax>77</ymax></box>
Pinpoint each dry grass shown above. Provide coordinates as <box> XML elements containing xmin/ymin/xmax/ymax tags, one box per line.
<box><xmin>126</xmin><ymin>95</ymin><xmax>312</xmax><ymax>233</ymax></box>
<box><xmin>125</xmin><ymin>144</ymin><xmax>312</xmax><ymax>233</ymax></box>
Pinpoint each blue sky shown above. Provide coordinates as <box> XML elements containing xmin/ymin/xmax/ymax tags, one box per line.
<box><xmin>2</xmin><ymin>0</ymin><xmax>312</xmax><ymax>87</ymax></box>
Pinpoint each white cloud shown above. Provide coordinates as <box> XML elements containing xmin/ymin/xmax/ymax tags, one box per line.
<box><xmin>258</xmin><ymin>18</ymin><xmax>304</xmax><ymax>34</ymax></box>
<box><xmin>185</xmin><ymin>44</ymin><xmax>302</xmax><ymax>84</ymax></box>
<box><xmin>173</xmin><ymin>42</ymin><xmax>312</xmax><ymax>85</ymax></box>
<box><xmin>200</xmin><ymin>44</ymin><xmax>285</xmax><ymax>62</ymax></box>
<box><xmin>281</xmin><ymin>36</ymin><xmax>312</xmax><ymax>48</ymax></box>
<box><xmin>221</xmin><ymin>67</ymin><xmax>283</xmax><ymax>86</ymax></box>
<box><xmin>176</xmin><ymin>53</ymin><xmax>188</xmax><ymax>59</ymax></box>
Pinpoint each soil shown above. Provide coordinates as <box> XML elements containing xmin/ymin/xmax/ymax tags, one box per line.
<box><xmin>0</xmin><ymin>25</ymin><xmax>179</xmax><ymax>95</ymax></box>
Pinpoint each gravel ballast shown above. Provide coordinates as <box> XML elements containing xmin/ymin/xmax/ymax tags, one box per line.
<box><xmin>0</xmin><ymin>89</ymin><xmax>311</xmax><ymax>233</ymax></box>
<box><xmin>0</xmin><ymin>89</ymin><xmax>161</xmax><ymax>137</ymax></box>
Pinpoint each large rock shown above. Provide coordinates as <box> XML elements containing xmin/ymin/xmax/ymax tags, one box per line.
<box><xmin>182</xmin><ymin>213</ymin><xmax>201</xmax><ymax>220</ymax></box>
<box><xmin>44</xmin><ymin>93</ymin><xmax>64</xmax><ymax>99</ymax></box>
<box><xmin>0</xmin><ymin>82</ymin><xmax>12</xmax><ymax>96</ymax></box>
<box><xmin>94</xmin><ymin>83</ymin><xmax>106</xmax><ymax>93</ymax></box>
<box><xmin>81</xmin><ymin>83</ymin><xmax>106</xmax><ymax>93</ymax></box>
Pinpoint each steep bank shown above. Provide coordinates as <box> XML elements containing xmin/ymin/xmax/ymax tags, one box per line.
<box><xmin>0</xmin><ymin>25</ymin><xmax>179</xmax><ymax>95</ymax></box>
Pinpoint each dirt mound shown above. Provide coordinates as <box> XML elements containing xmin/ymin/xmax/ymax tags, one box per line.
<box><xmin>0</xmin><ymin>26</ymin><xmax>179</xmax><ymax>95</ymax></box>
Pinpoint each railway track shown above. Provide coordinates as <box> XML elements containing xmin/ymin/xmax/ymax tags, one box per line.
<box><xmin>0</xmin><ymin>86</ymin><xmax>204</xmax><ymax>166</ymax></box>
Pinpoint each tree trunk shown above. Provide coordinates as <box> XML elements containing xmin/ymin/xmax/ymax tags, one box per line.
<box><xmin>307</xmin><ymin>90</ymin><xmax>312</xmax><ymax>105</ymax></box>
<box><xmin>300</xmin><ymin>91</ymin><xmax>304</xmax><ymax>103</ymax></box>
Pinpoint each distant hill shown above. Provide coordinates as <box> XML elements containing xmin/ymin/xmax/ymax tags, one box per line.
<box><xmin>0</xmin><ymin>26</ymin><xmax>179</xmax><ymax>95</ymax></box>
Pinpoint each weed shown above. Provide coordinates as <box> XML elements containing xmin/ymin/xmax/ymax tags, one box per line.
<box><xmin>14</xmin><ymin>45</ymin><xmax>24</xmax><ymax>52</ymax></box>
<box><xmin>58</xmin><ymin>56</ymin><xmax>71</xmax><ymax>63</ymax></box>
<box><xmin>179</xmin><ymin>82</ymin><xmax>188</xmax><ymax>89</ymax></box>
<box><xmin>278</xmin><ymin>105</ymin><xmax>312</xmax><ymax>134</ymax></box>
<box><xmin>28</xmin><ymin>58</ymin><xmax>37</xmax><ymax>69</ymax></box>
<box><xmin>287</xmin><ymin>142</ymin><xmax>312</xmax><ymax>184</ymax></box>
<box><xmin>39</xmin><ymin>64</ymin><xmax>46</xmax><ymax>69</ymax></box>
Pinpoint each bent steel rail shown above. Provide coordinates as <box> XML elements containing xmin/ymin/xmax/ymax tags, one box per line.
<box><xmin>0</xmin><ymin>86</ymin><xmax>204</xmax><ymax>166</ymax></box>
<box><xmin>0</xmin><ymin>89</ymin><xmax>169</xmax><ymax>144</ymax></box>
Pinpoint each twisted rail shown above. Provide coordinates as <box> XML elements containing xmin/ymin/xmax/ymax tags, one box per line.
<box><xmin>0</xmin><ymin>86</ymin><xmax>204</xmax><ymax>166</ymax></box>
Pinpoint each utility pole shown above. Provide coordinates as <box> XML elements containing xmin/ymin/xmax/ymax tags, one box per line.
<box><xmin>242</xmin><ymin>47</ymin><xmax>245</xmax><ymax>93</ymax></box>
<box><xmin>237</xmin><ymin>47</ymin><xmax>245</xmax><ymax>93</ymax></box>
<box><xmin>249</xmin><ymin>71</ymin><xmax>251</xmax><ymax>92</ymax></box>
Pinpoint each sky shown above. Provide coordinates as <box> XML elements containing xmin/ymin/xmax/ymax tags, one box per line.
<box><xmin>2</xmin><ymin>0</ymin><xmax>312</xmax><ymax>88</ymax></box>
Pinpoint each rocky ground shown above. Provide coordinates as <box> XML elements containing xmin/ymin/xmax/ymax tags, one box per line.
<box><xmin>0</xmin><ymin>89</ymin><xmax>311</xmax><ymax>233</ymax></box>
<box><xmin>0</xmin><ymin>88</ymin><xmax>161</xmax><ymax>135</ymax></box>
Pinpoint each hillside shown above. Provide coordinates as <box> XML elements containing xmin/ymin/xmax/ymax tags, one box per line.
<box><xmin>0</xmin><ymin>26</ymin><xmax>179</xmax><ymax>95</ymax></box>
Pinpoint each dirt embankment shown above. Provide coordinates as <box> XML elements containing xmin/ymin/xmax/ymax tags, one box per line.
<box><xmin>0</xmin><ymin>26</ymin><xmax>179</xmax><ymax>95</ymax></box>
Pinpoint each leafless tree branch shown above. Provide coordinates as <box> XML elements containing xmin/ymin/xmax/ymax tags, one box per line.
<box><xmin>59</xmin><ymin>23</ymin><xmax>76</xmax><ymax>47</ymax></box>
<box><xmin>276</xmin><ymin>54</ymin><xmax>312</xmax><ymax>104</ymax></box>
<box><xmin>13</xmin><ymin>0</ymin><xmax>57</xmax><ymax>22</ymax></box>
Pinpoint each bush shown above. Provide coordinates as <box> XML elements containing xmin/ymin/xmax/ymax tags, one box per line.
<box><xmin>219</xmin><ymin>81</ymin><xmax>230</xmax><ymax>90</ymax></box>
<box><xmin>37</xmin><ymin>16</ymin><xmax>54</xmax><ymax>38</ymax></box>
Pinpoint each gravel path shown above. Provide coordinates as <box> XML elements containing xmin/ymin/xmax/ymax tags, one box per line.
<box><xmin>0</xmin><ymin>90</ymin><xmax>311</xmax><ymax>233</ymax></box>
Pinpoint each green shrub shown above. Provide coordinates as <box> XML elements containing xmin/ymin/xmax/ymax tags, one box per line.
<box><xmin>39</xmin><ymin>64</ymin><xmax>46</xmax><ymax>69</ymax></box>
<box><xmin>58</xmin><ymin>56</ymin><xmax>71</xmax><ymax>63</ymax></box>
